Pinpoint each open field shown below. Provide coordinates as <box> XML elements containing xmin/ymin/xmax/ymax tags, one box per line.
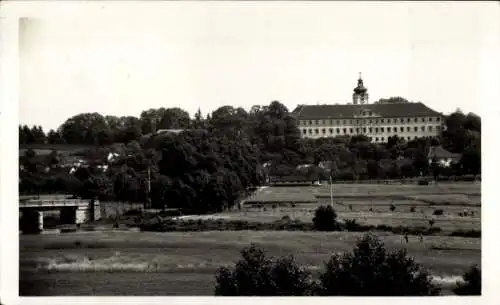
<box><xmin>192</xmin><ymin>183</ymin><xmax>481</xmax><ymax>233</ymax></box>
<box><xmin>20</xmin><ymin>182</ymin><xmax>481</xmax><ymax>295</ymax></box>
<box><xmin>20</xmin><ymin>231</ymin><xmax>480</xmax><ymax>296</ymax></box>
<box><xmin>19</xmin><ymin>144</ymin><xmax>95</xmax><ymax>156</ymax></box>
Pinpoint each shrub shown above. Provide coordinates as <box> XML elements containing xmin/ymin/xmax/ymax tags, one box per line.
<box><xmin>344</xmin><ymin>219</ymin><xmax>363</xmax><ymax>232</ymax></box>
<box><xmin>418</xmin><ymin>180</ymin><xmax>429</xmax><ymax>185</ymax></box>
<box><xmin>317</xmin><ymin>234</ymin><xmax>440</xmax><ymax>296</ymax></box>
<box><xmin>312</xmin><ymin>205</ymin><xmax>339</xmax><ymax>231</ymax></box>
<box><xmin>410</xmin><ymin>206</ymin><xmax>416</xmax><ymax>213</ymax></box>
<box><xmin>348</xmin><ymin>204</ymin><xmax>353</xmax><ymax>211</ymax></box>
<box><xmin>389</xmin><ymin>204</ymin><xmax>396</xmax><ymax>212</ymax></box>
<box><xmin>272</xmin><ymin>204</ymin><xmax>277</xmax><ymax>210</ymax></box>
<box><xmin>453</xmin><ymin>265</ymin><xmax>481</xmax><ymax>295</ymax></box>
<box><xmin>428</xmin><ymin>219</ymin><xmax>435</xmax><ymax>227</ymax></box>
<box><xmin>433</xmin><ymin>209</ymin><xmax>444</xmax><ymax>216</ymax></box>
<box><xmin>214</xmin><ymin>244</ymin><xmax>314</xmax><ymax>296</ymax></box>
<box><xmin>291</xmin><ymin>203</ymin><xmax>296</xmax><ymax>208</ymax></box>
<box><xmin>450</xmin><ymin>230</ymin><xmax>481</xmax><ymax>238</ymax></box>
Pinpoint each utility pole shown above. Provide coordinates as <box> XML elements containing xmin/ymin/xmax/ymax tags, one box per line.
<box><xmin>330</xmin><ymin>175</ymin><xmax>333</xmax><ymax>207</ymax></box>
<box><xmin>145</xmin><ymin>165</ymin><xmax>151</xmax><ymax>210</ymax></box>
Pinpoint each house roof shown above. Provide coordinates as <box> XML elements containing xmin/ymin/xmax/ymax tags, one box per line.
<box><xmin>428</xmin><ymin>146</ymin><xmax>461</xmax><ymax>160</ymax></box>
<box><xmin>292</xmin><ymin>102</ymin><xmax>441</xmax><ymax>120</ymax></box>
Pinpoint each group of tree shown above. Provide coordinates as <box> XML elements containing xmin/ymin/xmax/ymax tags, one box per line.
<box><xmin>19</xmin><ymin>101</ymin><xmax>481</xmax><ymax>213</ymax></box>
<box><xmin>215</xmin><ymin>233</ymin><xmax>481</xmax><ymax>296</ymax></box>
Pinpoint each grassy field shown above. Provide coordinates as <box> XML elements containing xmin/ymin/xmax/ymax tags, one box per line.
<box><xmin>20</xmin><ymin>182</ymin><xmax>481</xmax><ymax>296</ymax></box>
<box><xmin>192</xmin><ymin>183</ymin><xmax>481</xmax><ymax>233</ymax></box>
<box><xmin>20</xmin><ymin>230</ymin><xmax>480</xmax><ymax>296</ymax></box>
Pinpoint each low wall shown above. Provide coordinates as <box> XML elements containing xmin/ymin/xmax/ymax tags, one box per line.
<box><xmin>99</xmin><ymin>201</ymin><xmax>144</xmax><ymax>219</ymax></box>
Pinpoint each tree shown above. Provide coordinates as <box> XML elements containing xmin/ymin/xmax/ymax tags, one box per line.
<box><xmin>159</xmin><ymin>107</ymin><xmax>191</xmax><ymax>130</ymax></box>
<box><xmin>460</xmin><ymin>147</ymin><xmax>481</xmax><ymax>178</ymax></box>
<box><xmin>47</xmin><ymin>129</ymin><xmax>64</xmax><ymax>144</ymax></box>
<box><xmin>58</xmin><ymin>112</ymin><xmax>111</xmax><ymax>145</ymax></box>
<box><xmin>453</xmin><ymin>265</ymin><xmax>481</xmax><ymax>295</ymax></box>
<box><xmin>312</xmin><ymin>205</ymin><xmax>339</xmax><ymax>231</ymax></box>
<box><xmin>318</xmin><ymin>234</ymin><xmax>440</xmax><ymax>296</ymax></box>
<box><xmin>214</xmin><ymin>244</ymin><xmax>314</xmax><ymax>296</ymax></box>
<box><xmin>31</xmin><ymin>125</ymin><xmax>46</xmax><ymax>144</ymax></box>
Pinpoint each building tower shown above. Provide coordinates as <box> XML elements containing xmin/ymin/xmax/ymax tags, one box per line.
<box><xmin>352</xmin><ymin>73</ymin><xmax>369</xmax><ymax>105</ymax></box>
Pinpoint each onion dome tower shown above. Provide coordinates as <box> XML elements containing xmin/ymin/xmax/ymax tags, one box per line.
<box><xmin>353</xmin><ymin>72</ymin><xmax>369</xmax><ymax>105</ymax></box>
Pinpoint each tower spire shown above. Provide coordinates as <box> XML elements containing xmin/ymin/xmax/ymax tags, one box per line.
<box><xmin>353</xmin><ymin>73</ymin><xmax>369</xmax><ymax>105</ymax></box>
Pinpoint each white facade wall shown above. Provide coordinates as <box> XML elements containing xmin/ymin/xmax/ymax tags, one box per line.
<box><xmin>298</xmin><ymin>115</ymin><xmax>443</xmax><ymax>143</ymax></box>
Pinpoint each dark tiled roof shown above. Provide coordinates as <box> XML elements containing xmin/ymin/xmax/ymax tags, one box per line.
<box><xmin>292</xmin><ymin>102</ymin><xmax>441</xmax><ymax>120</ymax></box>
<box><xmin>428</xmin><ymin>146</ymin><xmax>461</xmax><ymax>160</ymax></box>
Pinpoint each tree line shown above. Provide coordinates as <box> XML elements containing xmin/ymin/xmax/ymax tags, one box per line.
<box><xmin>19</xmin><ymin>101</ymin><xmax>481</xmax><ymax>213</ymax></box>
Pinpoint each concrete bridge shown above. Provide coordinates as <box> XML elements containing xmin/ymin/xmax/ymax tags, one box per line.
<box><xmin>19</xmin><ymin>196</ymin><xmax>101</xmax><ymax>233</ymax></box>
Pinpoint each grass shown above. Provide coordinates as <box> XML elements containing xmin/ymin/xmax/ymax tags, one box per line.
<box><xmin>207</xmin><ymin>183</ymin><xmax>481</xmax><ymax>234</ymax></box>
<box><xmin>20</xmin><ymin>231</ymin><xmax>480</xmax><ymax>296</ymax></box>
<box><xmin>20</xmin><ymin>183</ymin><xmax>481</xmax><ymax>296</ymax></box>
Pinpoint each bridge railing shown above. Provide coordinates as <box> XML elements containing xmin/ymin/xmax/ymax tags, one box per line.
<box><xmin>19</xmin><ymin>199</ymin><xmax>89</xmax><ymax>208</ymax></box>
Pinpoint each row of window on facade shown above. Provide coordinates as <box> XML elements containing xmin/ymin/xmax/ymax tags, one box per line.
<box><xmin>302</xmin><ymin>125</ymin><xmax>440</xmax><ymax>135</ymax></box>
<box><xmin>369</xmin><ymin>136</ymin><xmax>419</xmax><ymax>142</ymax></box>
<box><xmin>300</xmin><ymin>116</ymin><xmax>441</xmax><ymax>126</ymax></box>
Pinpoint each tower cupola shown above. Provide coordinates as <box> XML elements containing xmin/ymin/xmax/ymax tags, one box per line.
<box><xmin>352</xmin><ymin>72</ymin><xmax>369</xmax><ymax>105</ymax></box>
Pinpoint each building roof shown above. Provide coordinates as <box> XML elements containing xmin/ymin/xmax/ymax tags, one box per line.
<box><xmin>428</xmin><ymin>145</ymin><xmax>461</xmax><ymax>161</ymax></box>
<box><xmin>292</xmin><ymin>102</ymin><xmax>441</xmax><ymax>120</ymax></box>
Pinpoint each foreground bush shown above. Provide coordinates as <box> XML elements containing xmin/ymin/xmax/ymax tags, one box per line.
<box><xmin>318</xmin><ymin>234</ymin><xmax>440</xmax><ymax>296</ymax></box>
<box><xmin>453</xmin><ymin>265</ymin><xmax>481</xmax><ymax>295</ymax></box>
<box><xmin>214</xmin><ymin>244</ymin><xmax>314</xmax><ymax>296</ymax></box>
<box><xmin>215</xmin><ymin>234</ymin><xmax>440</xmax><ymax>296</ymax></box>
<box><xmin>312</xmin><ymin>205</ymin><xmax>340</xmax><ymax>231</ymax></box>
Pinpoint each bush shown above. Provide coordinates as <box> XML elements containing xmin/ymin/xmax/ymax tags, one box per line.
<box><xmin>410</xmin><ymin>206</ymin><xmax>416</xmax><ymax>213</ymax></box>
<box><xmin>214</xmin><ymin>244</ymin><xmax>314</xmax><ymax>296</ymax></box>
<box><xmin>418</xmin><ymin>180</ymin><xmax>429</xmax><ymax>185</ymax></box>
<box><xmin>317</xmin><ymin>234</ymin><xmax>440</xmax><ymax>296</ymax></box>
<box><xmin>453</xmin><ymin>265</ymin><xmax>481</xmax><ymax>295</ymax></box>
<box><xmin>450</xmin><ymin>229</ymin><xmax>481</xmax><ymax>238</ymax></box>
<box><xmin>343</xmin><ymin>219</ymin><xmax>364</xmax><ymax>232</ymax></box>
<box><xmin>389</xmin><ymin>204</ymin><xmax>396</xmax><ymax>212</ymax></box>
<box><xmin>433</xmin><ymin>209</ymin><xmax>444</xmax><ymax>216</ymax></box>
<box><xmin>313</xmin><ymin>205</ymin><xmax>339</xmax><ymax>231</ymax></box>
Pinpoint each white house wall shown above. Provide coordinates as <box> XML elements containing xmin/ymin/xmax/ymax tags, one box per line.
<box><xmin>297</xmin><ymin>115</ymin><xmax>443</xmax><ymax>143</ymax></box>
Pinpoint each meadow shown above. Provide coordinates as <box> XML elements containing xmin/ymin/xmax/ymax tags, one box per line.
<box><xmin>20</xmin><ymin>230</ymin><xmax>479</xmax><ymax>296</ymax></box>
<box><xmin>188</xmin><ymin>182</ymin><xmax>481</xmax><ymax>234</ymax></box>
<box><xmin>20</xmin><ymin>182</ymin><xmax>481</xmax><ymax>296</ymax></box>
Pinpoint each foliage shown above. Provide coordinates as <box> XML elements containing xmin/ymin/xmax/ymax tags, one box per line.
<box><xmin>453</xmin><ymin>265</ymin><xmax>481</xmax><ymax>295</ymax></box>
<box><xmin>312</xmin><ymin>205</ymin><xmax>339</xmax><ymax>231</ymax></box>
<box><xmin>433</xmin><ymin>209</ymin><xmax>444</xmax><ymax>216</ymax></box>
<box><xmin>317</xmin><ymin>234</ymin><xmax>440</xmax><ymax>296</ymax></box>
<box><xmin>214</xmin><ymin>244</ymin><xmax>314</xmax><ymax>296</ymax></box>
<box><xmin>214</xmin><ymin>234</ymin><xmax>440</xmax><ymax>296</ymax></box>
<box><xmin>19</xmin><ymin>105</ymin><xmax>481</xmax><ymax>214</ymax></box>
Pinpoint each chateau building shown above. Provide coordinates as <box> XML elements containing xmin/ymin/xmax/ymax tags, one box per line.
<box><xmin>292</xmin><ymin>75</ymin><xmax>444</xmax><ymax>143</ymax></box>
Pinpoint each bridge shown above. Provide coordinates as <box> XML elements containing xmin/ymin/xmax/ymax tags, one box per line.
<box><xmin>19</xmin><ymin>196</ymin><xmax>101</xmax><ymax>234</ymax></box>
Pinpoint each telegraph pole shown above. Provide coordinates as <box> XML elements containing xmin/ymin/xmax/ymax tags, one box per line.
<box><xmin>330</xmin><ymin>175</ymin><xmax>334</xmax><ymax>207</ymax></box>
<box><xmin>145</xmin><ymin>165</ymin><xmax>151</xmax><ymax>210</ymax></box>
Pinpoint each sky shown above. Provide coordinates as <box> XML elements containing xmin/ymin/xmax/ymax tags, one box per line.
<box><xmin>18</xmin><ymin>2</ymin><xmax>500</xmax><ymax>131</ymax></box>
